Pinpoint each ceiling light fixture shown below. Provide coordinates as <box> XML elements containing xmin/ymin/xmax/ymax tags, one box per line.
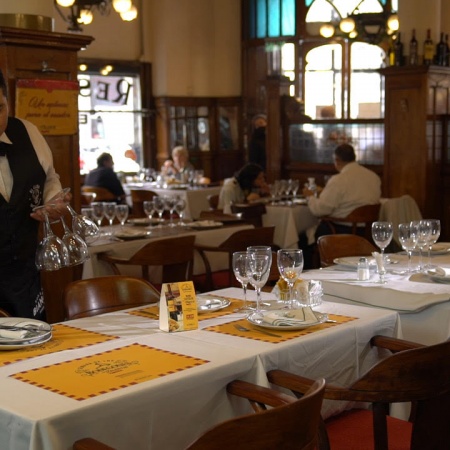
<box><xmin>55</xmin><ymin>0</ymin><xmax>138</xmax><ymax>32</ymax></box>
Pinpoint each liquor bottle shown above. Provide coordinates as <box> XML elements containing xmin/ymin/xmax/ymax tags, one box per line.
<box><xmin>394</xmin><ymin>32</ymin><xmax>403</xmax><ymax>66</ymax></box>
<box><xmin>423</xmin><ymin>29</ymin><xmax>434</xmax><ymax>65</ymax></box>
<box><xmin>409</xmin><ymin>29</ymin><xmax>418</xmax><ymax>65</ymax></box>
<box><xmin>436</xmin><ymin>32</ymin><xmax>447</xmax><ymax>66</ymax></box>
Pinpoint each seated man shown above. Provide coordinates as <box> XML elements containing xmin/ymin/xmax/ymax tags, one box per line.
<box><xmin>161</xmin><ymin>146</ymin><xmax>194</xmax><ymax>181</ymax></box>
<box><xmin>84</xmin><ymin>152</ymin><xmax>126</xmax><ymax>203</ymax></box>
<box><xmin>301</xmin><ymin>143</ymin><xmax>381</xmax><ymax>268</ymax></box>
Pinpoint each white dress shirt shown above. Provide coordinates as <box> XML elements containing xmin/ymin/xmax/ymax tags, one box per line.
<box><xmin>0</xmin><ymin>118</ymin><xmax>61</xmax><ymax>203</ymax></box>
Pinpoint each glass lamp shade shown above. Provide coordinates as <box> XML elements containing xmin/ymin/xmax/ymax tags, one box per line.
<box><xmin>320</xmin><ymin>23</ymin><xmax>335</xmax><ymax>38</ymax></box>
<box><xmin>339</xmin><ymin>17</ymin><xmax>356</xmax><ymax>34</ymax></box>
<box><xmin>56</xmin><ymin>0</ymin><xmax>76</xmax><ymax>6</ymax></box>
<box><xmin>387</xmin><ymin>14</ymin><xmax>399</xmax><ymax>32</ymax></box>
<box><xmin>112</xmin><ymin>0</ymin><xmax>132</xmax><ymax>13</ymax></box>
<box><xmin>78</xmin><ymin>9</ymin><xmax>93</xmax><ymax>25</ymax></box>
<box><xmin>121</xmin><ymin>5</ymin><xmax>138</xmax><ymax>21</ymax></box>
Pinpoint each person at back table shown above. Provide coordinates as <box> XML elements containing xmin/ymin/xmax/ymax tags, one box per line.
<box><xmin>218</xmin><ymin>163</ymin><xmax>270</xmax><ymax>212</ymax></box>
<box><xmin>84</xmin><ymin>152</ymin><xmax>126</xmax><ymax>203</ymax></box>
<box><xmin>161</xmin><ymin>146</ymin><xmax>194</xmax><ymax>180</ymax></box>
<box><xmin>300</xmin><ymin>143</ymin><xmax>381</xmax><ymax>268</ymax></box>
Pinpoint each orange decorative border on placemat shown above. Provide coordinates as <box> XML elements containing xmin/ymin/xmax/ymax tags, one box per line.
<box><xmin>128</xmin><ymin>297</ymin><xmax>245</xmax><ymax>321</ymax></box>
<box><xmin>0</xmin><ymin>324</ymin><xmax>119</xmax><ymax>367</ymax></box>
<box><xmin>204</xmin><ymin>314</ymin><xmax>358</xmax><ymax>343</ymax></box>
<box><xmin>11</xmin><ymin>343</ymin><xmax>209</xmax><ymax>401</ymax></box>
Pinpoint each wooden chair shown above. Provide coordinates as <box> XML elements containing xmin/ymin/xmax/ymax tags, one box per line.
<box><xmin>129</xmin><ymin>189</ymin><xmax>157</xmax><ymax>217</ymax></box>
<box><xmin>317</xmin><ymin>234</ymin><xmax>377</xmax><ymax>268</ymax></box>
<box><xmin>63</xmin><ymin>276</ymin><xmax>160</xmax><ymax>320</ymax></box>
<box><xmin>268</xmin><ymin>336</ymin><xmax>450</xmax><ymax>450</ymax></box>
<box><xmin>320</xmin><ymin>203</ymin><xmax>381</xmax><ymax>241</ymax></box>
<box><xmin>97</xmin><ymin>235</ymin><xmax>196</xmax><ymax>286</ymax></box>
<box><xmin>194</xmin><ymin>226</ymin><xmax>275</xmax><ymax>291</ymax></box>
<box><xmin>73</xmin><ymin>378</ymin><xmax>325</xmax><ymax>450</ymax></box>
<box><xmin>81</xmin><ymin>186</ymin><xmax>117</xmax><ymax>202</ymax></box>
<box><xmin>207</xmin><ymin>194</ymin><xmax>219</xmax><ymax>210</ymax></box>
<box><xmin>231</xmin><ymin>202</ymin><xmax>267</xmax><ymax>227</ymax></box>
<box><xmin>0</xmin><ymin>307</ymin><xmax>11</xmax><ymax>317</ymax></box>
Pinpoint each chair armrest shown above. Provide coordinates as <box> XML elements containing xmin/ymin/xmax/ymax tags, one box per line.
<box><xmin>370</xmin><ymin>335</ymin><xmax>425</xmax><ymax>353</ymax></box>
<box><xmin>73</xmin><ymin>438</ymin><xmax>115</xmax><ymax>450</ymax></box>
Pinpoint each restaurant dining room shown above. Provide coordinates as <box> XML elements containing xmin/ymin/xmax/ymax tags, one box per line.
<box><xmin>0</xmin><ymin>0</ymin><xmax>450</xmax><ymax>449</ymax></box>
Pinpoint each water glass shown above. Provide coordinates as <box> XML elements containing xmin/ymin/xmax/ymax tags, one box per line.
<box><xmin>398</xmin><ymin>222</ymin><xmax>418</xmax><ymax>273</ymax></box>
<box><xmin>277</xmin><ymin>249</ymin><xmax>304</xmax><ymax>309</ymax></box>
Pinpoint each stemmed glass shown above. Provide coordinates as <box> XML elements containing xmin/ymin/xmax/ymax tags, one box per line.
<box><xmin>277</xmin><ymin>249</ymin><xmax>304</xmax><ymax>309</ymax></box>
<box><xmin>247</xmin><ymin>253</ymin><xmax>271</xmax><ymax>314</ymax></box>
<box><xmin>398</xmin><ymin>222</ymin><xmax>419</xmax><ymax>273</ymax></box>
<box><xmin>60</xmin><ymin>215</ymin><xmax>90</xmax><ymax>266</ymax></box>
<box><xmin>174</xmin><ymin>198</ymin><xmax>187</xmax><ymax>225</ymax></box>
<box><xmin>425</xmin><ymin>219</ymin><xmax>441</xmax><ymax>269</ymax></box>
<box><xmin>35</xmin><ymin>205</ymin><xmax>70</xmax><ymax>271</ymax></box>
<box><xmin>414</xmin><ymin>220</ymin><xmax>432</xmax><ymax>272</ymax></box>
<box><xmin>371</xmin><ymin>221</ymin><xmax>393</xmax><ymax>283</ymax></box>
<box><xmin>115</xmin><ymin>204</ymin><xmax>129</xmax><ymax>229</ymax></box>
<box><xmin>291</xmin><ymin>179</ymin><xmax>300</xmax><ymax>199</ymax></box>
<box><xmin>232</xmin><ymin>251</ymin><xmax>252</xmax><ymax>312</ymax></box>
<box><xmin>68</xmin><ymin>204</ymin><xmax>99</xmax><ymax>239</ymax></box>
<box><xmin>91</xmin><ymin>202</ymin><xmax>105</xmax><ymax>228</ymax></box>
<box><xmin>103</xmin><ymin>202</ymin><xmax>117</xmax><ymax>235</ymax></box>
<box><xmin>165</xmin><ymin>196</ymin><xmax>179</xmax><ymax>227</ymax></box>
<box><xmin>153</xmin><ymin>196</ymin><xmax>166</xmax><ymax>226</ymax></box>
<box><xmin>143</xmin><ymin>200</ymin><xmax>155</xmax><ymax>223</ymax></box>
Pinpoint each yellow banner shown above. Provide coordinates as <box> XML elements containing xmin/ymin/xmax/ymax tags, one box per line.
<box><xmin>15</xmin><ymin>79</ymin><xmax>79</xmax><ymax>136</ymax></box>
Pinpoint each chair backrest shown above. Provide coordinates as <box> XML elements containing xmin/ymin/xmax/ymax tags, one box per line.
<box><xmin>379</xmin><ymin>195</ymin><xmax>422</xmax><ymax>249</ymax></box>
<box><xmin>317</xmin><ymin>234</ymin><xmax>377</xmax><ymax>267</ymax></box>
<box><xmin>187</xmin><ymin>378</ymin><xmax>325</xmax><ymax>450</ymax></box>
<box><xmin>63</xmin><ymin>276</ymin><xmax>160</xmax><ymax>320</ymax></box>
<box><xmin>130</xmin><ymin>189</ymin><xmax>157</xmax><ymax>217</ymax></box>
<box><xmin>207</xmin><ymin>194</ymin><xmax>219</xmax><ymax>210</ymax></box>
<box><xmin>0</xmin><ymin>307</ymin><xmax>11</xmax><ymax>317</ymax></box>
<box><xmin>82</xmin><ymin>186</ymin><xmax>117</xmax><ymax>202</ymax></box>
<box><xmin>231</xmin><ymin>203</ymin><xmax>267</xmax><ymax>227</ymax></box>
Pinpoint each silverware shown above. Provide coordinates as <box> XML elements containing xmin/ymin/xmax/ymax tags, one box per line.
<box><xmin>0</xmin><ymin>324</ymin><xmax>49</xmax><ymax>332</ymax></box>
<box><xmin>233</xmin><ymin>323</ymin><xmax>281</xmax><ymax>338</ymax></box>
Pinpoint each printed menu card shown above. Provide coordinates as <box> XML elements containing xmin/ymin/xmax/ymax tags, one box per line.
<box><xmin>159</xmin><ymin>281</ymin><xmax>198</xmax><ymax>332</ymax></box>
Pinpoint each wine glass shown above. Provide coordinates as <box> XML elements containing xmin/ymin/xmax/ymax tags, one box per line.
<box><xmin>60</xmin><ymin>215</ymin><xmax>90</xmax><ymax>266</ymax></box>
<box><xmin>115</xmin><ymin>204</ymin><xmax>129</xmax><ymax>228</ymax></box>
<box><xmin>91</xmin><ymin>202</ymin><xmax>105</xmax><ymax>228</ymax></box>
<box><xmin>277</xmin><ymin>249</ymin><xmax>304</xmax><ymax>309</ymax></box>
<box><xmin>153</xmin><ymin>196</ymin><xmax>166</xmax><ymax>226</ymax></box>
<box><xmin>68</xmin><ymin>204</ymin><xmax>99</xmax><ymax>239</ymax></box>
<box><xmin>247</xmin><ymin>253</ymin><xmax>271</xmax><ymax>314</ymax></box>
<box><xmin>371</xmin><ymin>221</ymin><xmax>393</xmax><ymax>260</ymax></box>
<box><xmin>165</xmin><ymin>196</ymin><xmax>179</xmax><ymax>227</ymax></box>
<box><xmin>35</xmin><ymin>206</ymin><xmax>70</xmax><ymax>271</ymax></box>
<box><xmin>398</xmin><ymin>222</ymin><xmax>419</xmax><ymax>273</ymax></box>
<box><xmin>143</xmin><ymin>200</ymin><xmax>155</xmax><ymax>223</ymax></box>
<box><xmin>103</xmin><ymin>202</ymin><xmax>117</xmax><ymax>235</ymax></box>
<box><xmin>425</xmin><ymin>219</ymin><xmax>441</xmax><ymax>269</ymax></box>
<box><xmin>232</xmin><ymin>251</ymin><xmax>252</xmax><ymax>312</ymax></box>
<box><xmin>247</xmin><ymin>245</ymin><xmax>272</xmax><ymax>268</ymax></box>
<box><xmin>414</xmin><ymin>220</ymin><xmax>432</xmax><ymax>272</ymax></box>
<box><xmin>174</xmin><ymin>198</ymin><xmax>187</xmax><ymax>225</ymax></box>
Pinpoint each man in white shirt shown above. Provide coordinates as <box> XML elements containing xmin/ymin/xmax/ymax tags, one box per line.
<box><xmin>0</xmin><ymin>70</ymin><xmax>67</xmax><ymax>319</ymax></box>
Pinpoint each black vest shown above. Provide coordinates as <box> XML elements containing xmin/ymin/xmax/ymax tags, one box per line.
<box><xmin>0</xmin><ymin>118</ymin><xmax>46</xmax><ymax>266</ymax></box>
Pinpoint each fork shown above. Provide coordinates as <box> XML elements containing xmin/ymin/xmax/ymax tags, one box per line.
<box><xmin>233</xmin><ymin>323</ymin><xmax>281</xmax><ymax>338</ymax></box>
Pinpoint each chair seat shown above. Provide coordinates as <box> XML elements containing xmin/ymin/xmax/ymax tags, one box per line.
<box><xmin>325</xmin><ymin>409</ymin><xmax>412</xmax><ymax>450</ymax></box>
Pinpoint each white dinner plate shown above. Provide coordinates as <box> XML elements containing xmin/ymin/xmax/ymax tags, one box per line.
<box><xmin>188</xmin><ymin>221</ymin><xmax>223</xmax><ymax>230</ymax></box>
<box><xmin>114</xmin><ymin>229</ymin><xmax>151</xmax><ymax>240</ymax></box>
<box><xmin>0</xmin><ymin>333</ymin><xmax>52</xmax><ymax>350</ymax></box>
<box><xmin>246</xmin><ymin>309</ymin><xmax>327</xmax><ymax>331</ymax></box>
<box><xmin>427</xmin><ymin>267</ymin><xmax>450</xmax><ymax>284</ymax></box>
<box><xmin>333</xmin><ymin>255</ymin><xmax>401</xmax><ymax>269</ymax></box>
<box><xmin>196</xmin><ymin>295</ymin><xmax>231</xmax><ymax>313</ymax></box>
<box><xmin>0</xmin><ymin>317</ymin><xmax>52</xmax><ymax>347</ymax></box>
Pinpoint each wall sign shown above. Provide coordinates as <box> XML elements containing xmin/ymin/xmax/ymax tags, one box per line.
<box><xmin>15</xmin><ymin>79</ymin><xmax>79</xmax><ymax>136</ymax></box>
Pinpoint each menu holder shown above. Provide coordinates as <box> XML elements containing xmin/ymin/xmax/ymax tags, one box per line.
<box><xmin>159</xmin><ymin>281</ymin><xmax>198</xmax><ymax>332</ymax></box>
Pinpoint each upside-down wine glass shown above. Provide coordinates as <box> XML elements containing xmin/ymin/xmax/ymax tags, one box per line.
<box><xmin>232</xmin><ymin>251</ymin><xmax>252</xmax><ymax>312</ymax></box>
<box><xmin>115</xmin><ymin>204</ymin><xmax>129</xmax><ymax>229</ymax></box>
<box><xmin>277</xmin><ymin>249</ymin><xmax>304</xmax><ymax>309</ymax></box>
<box><xmin>414</xmin><ymin>220</ymin><xmax>432</xmax><ymax>272</ymax></box>
<box><xmin>371</xmin><ymin>221</ymin><xmax>393</xmax><ymax>283</ymax></box>
<box><xmin>247</xmin><ymin>253</ymin><xmax>271</xmax><ymax>315</ymax></box>
<box><xmin>60</xmin><ymin>215</ymin><xmax>90</xmax><ymax>266</ymax></box>
<box><xmin>398</xmin><ymin>222</ymin><xmax>419</xmax><ymax>273</ymax></box>
<box><xmin>34</xmin><ymin>205</ymin><xmax>70</xmax><ymax>271</ymax></box>
<box><xmin>425</xmin><ymin>219</ymin><xmax>441</xmax><ymax>269</ymax></box>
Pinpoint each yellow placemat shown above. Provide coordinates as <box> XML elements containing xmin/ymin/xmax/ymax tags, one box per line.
<box><xmin>204</xmin><ymin>314</ymin><xmax>358</xmax><ymax>343</ymax></box>
<box><xmin>128</xmin><ymin>297</ymin><xmax>246</xmax><ymax>321</ymax></box>
<box><xmin>11</xmin><ymin>343</ymin><xmax>209</xmax><ymax>401</ymax></box>
<box><xmin>0</xmin><ymin>324</ymin><xmax>119</xmax><ymax>367</ymax></box>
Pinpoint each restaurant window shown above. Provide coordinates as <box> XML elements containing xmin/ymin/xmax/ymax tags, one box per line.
<box><xmin>78</xmin><ymin>67</ymin><xmax>143</xmax><ymax>175</ymax></box>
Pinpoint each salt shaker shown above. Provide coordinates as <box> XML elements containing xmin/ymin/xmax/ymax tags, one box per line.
<box><xmin>357</xmin><ymin>257</ymin><xmax>370</xmax><ymax>281</ymax></box>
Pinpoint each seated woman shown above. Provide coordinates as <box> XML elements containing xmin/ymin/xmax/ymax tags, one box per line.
<box><xmin>161</xmin><ymin>146</ymin><xmax>194</xmax><ymax>180</ymax></box>
<box><xmin>218</xmin><ymin>163</ymin><xmax>270</xmax><ymax>211</ymax></box>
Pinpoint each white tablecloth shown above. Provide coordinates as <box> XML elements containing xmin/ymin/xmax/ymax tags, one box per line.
<box><xmin>0</xmin><ymin>288</ymin><xmax>399</xmax><ymax>450</ymax></box>
<box><xmin>301</xmin><ymin>252</ymin><xmax>450</xmax><ymax>344</ymax></box>
<box><xmin>263</xmin><ymin>203</ymin><xmax>319</xmax><ymax>248</ymax></box>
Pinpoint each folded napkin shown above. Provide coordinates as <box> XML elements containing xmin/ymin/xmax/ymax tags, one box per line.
<box><xmin>262</xmin><ymin>307</ymin><xmax>318</xmax><ymax>327</ymax></box>
<box><xmin>429</xmin><ymin>267</ymin><xmax>450</xmax><ymax>279</ymax></box>
<box><xmin>0</xmin><ymin>328</ymin><xmax>28</xmax><ymax>340</ymax></box>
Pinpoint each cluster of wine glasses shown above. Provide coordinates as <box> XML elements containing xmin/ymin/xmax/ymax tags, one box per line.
<box><xmin>269</xmin><ymin>179</ymin><xmax>300</xmax><ymax>205</ymax></box>
<box><xmin>143</xmin><ymin>196</ymin><xmax>187</xmax><ymax>227</ymax></box>
<box><xmin>35</xmin><ymin>189</ymin><xmax>100</xmax><ymax>271</ymax></box>
<box><xmin>232</xmin><ymin>246</ymin><xmax>305</xmax><ymax>315</ymax></box>
<box><xmin>86</xmin><ymin>202</ymin><xmax>130</xmax><ymax>233</ymax></box>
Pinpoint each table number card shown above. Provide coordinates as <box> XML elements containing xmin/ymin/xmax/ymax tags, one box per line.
<box><xmin>159</xmin><ymin>281</ymin><xmax>198</xmax><ymax>332</ymax></box>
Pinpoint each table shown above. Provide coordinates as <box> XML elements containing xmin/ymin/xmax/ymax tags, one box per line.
<box><xmin>124</xmin><ymin>183</ymin><xmax>221</xmax><ymax>220</ymax></box>
<box><xmin>301</xmin><ymin>251</ymin><xmax>450</xmax><ymax>345</ymax></box>
<box><xmin>83</xmin><ymin>223</ymin><xmax>254</xmax><ymax>281</ymax></box>
<box><xmin>0</xmin><ymin>288</ymin><xmax>399</xmax><ymax>450</ymax></box>
<box><xmin>263</xmin><ymin>203</ymin><xmax>318</xmax><ymax>249</ymax></box>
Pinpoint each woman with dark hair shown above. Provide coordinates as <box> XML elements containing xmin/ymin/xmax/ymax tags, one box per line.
<box><xmin>218</xmin><ymin>163</ymin><xmax>269</xmax><ymax>210</ymax></box>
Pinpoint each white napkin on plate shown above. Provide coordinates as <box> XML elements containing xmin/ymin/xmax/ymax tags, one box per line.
<box><xmin>0</xmin><ymin>329</ymin><xmax>28</xmax><ymax>340</ymax></box>
<box><xmin>429</xmin><ymin>267</ymin><xmax>450</xmax><ymax>278</ymax></box>
<box><xmin>263</xmin><ymin>307</ymin><xmax>318</xmax><ymax>326</ymax></box>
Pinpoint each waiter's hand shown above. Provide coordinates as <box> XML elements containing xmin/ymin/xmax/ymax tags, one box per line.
<box><xmin>30</xmin><ymin>190</ymin><xmax>72</xmax><ymax>222</ymax></box>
